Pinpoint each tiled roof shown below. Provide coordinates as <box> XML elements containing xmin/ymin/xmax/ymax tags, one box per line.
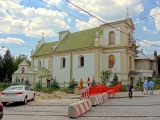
<box><xmin>135</xmin><ymin>52</ymin><xmax>155</xmax><ymax>60</ymax></box>
<box><xmin>54</xmin><ymin>27</ymin><xmax>99</xmax><ymax>51</ymax></box>
<box><xmin>38</xmin><ymin>67</ymin><xmax>51</xmax><ymax>77</ymax></box>
<box><xmin>28</xmin><ymin>66</ymin><xmax>34</xmax><ymax>72</ymax></box>
<box><xmin>33</xmin><ymin>41</ymin><xmax>58</xmax><ymax>56</ymax></box>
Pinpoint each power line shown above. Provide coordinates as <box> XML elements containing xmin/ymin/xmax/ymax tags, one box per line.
<box><xmin>66</xmin><ymin>0</ymin><xmax>160</xmax><ymax>47</ymax></box>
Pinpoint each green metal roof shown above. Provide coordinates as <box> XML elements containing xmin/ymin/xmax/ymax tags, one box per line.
<box><xmin>38</xmin><ymin>67</ymin><xmax>51</xmax><ymax>77</ymax></box>
<box><xmin>32</xmin><ymin>27</ymin><xmax>100</xmax><ymax>56</ymax></box>
<box><xmin>55</xmin><ymin>27</ymin><xmax>99</xmax><ymax>51</ymax></box>
<box><xmin>28</xmin><ymin>66</ymin><xmax>34</xmax><ymax>72</ymax></box>
<box><xmin>33</xmin><ymin>41</ymin><xmax>58</xmax><ymax>56</ymax></box>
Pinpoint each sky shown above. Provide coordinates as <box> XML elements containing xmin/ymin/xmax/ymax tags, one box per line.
<box><xmin>0</xmin><ymin>0</ymin><xmax>160</xmax><ymax>58</ymax></box>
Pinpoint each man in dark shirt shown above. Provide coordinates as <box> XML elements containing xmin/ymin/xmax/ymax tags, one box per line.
<box><xmin>127</xmin><ymin>82</ymin><xmax>133</xmax><ymax>98</ymax></box>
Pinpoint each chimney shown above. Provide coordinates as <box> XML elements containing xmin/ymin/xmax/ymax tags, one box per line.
<box><xmin>154</xmin><ymin>50</ymin><xmax>157</xmax><ymax>57</ymax></box>
<box><xmin>140</xmin><ymin>49</ymin><xmax>143</xmax><ymax>53</ymax></box>
<box><xmin>58</xmin><ymin>30</ymin><xmax>70</xmax><ymax>41</ymax></box>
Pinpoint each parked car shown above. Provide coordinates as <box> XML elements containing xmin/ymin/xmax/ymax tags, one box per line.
<box><xmin>0</xmin><ymin>85</ymin><xmax>35</xmax><ymax>106</ymax></box>
<box><xmin>0</xmin><ymin>101</ymin><xmax>3</xmax><ymax>120</ymax></box>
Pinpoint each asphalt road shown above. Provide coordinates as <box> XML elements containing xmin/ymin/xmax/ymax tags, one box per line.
<box><xmin>2</xmin><ymin>95</ymin><xmax>160</xmax><ymax>120</ymax></box>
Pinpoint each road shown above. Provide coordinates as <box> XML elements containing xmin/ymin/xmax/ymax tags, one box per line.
<box><xmin>2</xmin><ymin>95</ymin><xmax>160</xmax><ymax>120</ymax></box>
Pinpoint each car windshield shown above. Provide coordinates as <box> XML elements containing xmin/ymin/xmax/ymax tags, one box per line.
<box><xmin>6</xmin><ymin>86</ymin><xmax>23</xmax><ymax>91</ymax></box>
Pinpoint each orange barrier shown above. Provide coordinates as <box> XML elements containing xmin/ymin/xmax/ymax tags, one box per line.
<box><xmin>89</xmin><ymin>82</ymin><xmax>121</xmax><ymax>96</ymax></box>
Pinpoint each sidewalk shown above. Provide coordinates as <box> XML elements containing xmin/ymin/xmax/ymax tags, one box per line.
<box><xmin>114</xmin><ymin>89</ymin><xmax>160</xmax><ymax>98</ymax></box>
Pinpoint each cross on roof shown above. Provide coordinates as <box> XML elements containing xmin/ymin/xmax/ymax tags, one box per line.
<box><xmin>126</xmin><ymin>6</ymin><xmax>129</xmax><ymax>19</ymax></box>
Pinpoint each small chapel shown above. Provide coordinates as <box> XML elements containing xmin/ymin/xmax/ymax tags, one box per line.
<box><xmin>12</xmin><ymin>16</ymin><xmax>158</xmax><ymax>87</ymax></box>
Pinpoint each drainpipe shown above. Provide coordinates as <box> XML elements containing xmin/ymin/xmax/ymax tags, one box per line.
<box><xmin>70</xmin><ymin>51</ymin><xmax>73</xmax><ymax>82</ymax></box>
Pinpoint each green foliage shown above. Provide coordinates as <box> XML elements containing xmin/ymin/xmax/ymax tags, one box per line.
<box><xmin>91</xmin><ymin>76</ymin><xmax>96</xmax><ymax>86</ymax></box>
<box><xmin>24</xmin><ymin>79</ymin><xmax>31</xmax><ymax>86</ymax></box>
<box><xmin>110</xmin><ymin>73</ymin><xmax>119</xmax><ymax>86</ymax></box>
<box><xmin>35</xmin><ymin>79</ymin><xmax>42</xmax><ymax>89</ymax></box>
<box><xmin>158</xmin><ymin>55</ymin><xmax>160</xmax><ymax>75</ymax></box>
<box><xmin>120</xmin><ymin>84</ymin><xmax>127</xmax><ymax>92</ymax></box>
<box><xmin>0</xmin><ymin>82</ymin><xmax>11</xmax><ymax>89</ymax></box>
<box><xmin>153</xmin><ymin>77</ymin><xmax>160</xmax><ymax>85</ymax></box>
<box><xmin>136</xmin><ymin>77</ymin><xmax>143</xmax><ymax>86</ymax></box>
<box><xmin>101</xmin><ymin>70</ymin><xmax>112</xmax><ymax>85</ymax></box>
<box><xmin>50</xmin><ymin>78</ymin><xmax>60</xmax><ymax>89</ymax></box>
<box><xmin>12</xmin><ymin>82</ymin><xmax>20</xmax><ymax>85</ymax></box>
<box><xmin>68</xmin><ymin>78</ymin><xmax>78</xmax><ymax>89</ymax></box>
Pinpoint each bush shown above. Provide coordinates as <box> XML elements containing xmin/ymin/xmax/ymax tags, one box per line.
<box><xmin>110</xmin><ymin>73</ymin><xmax>119</xmax><ymax>87</ymax></box>
<box><xmin>12</xmin><ymin>82</ymin><xmax>20</xmax><ymax>85</ymax></box>
<box><xmin>50</xmin><ymin>78</ymin><xmax>60</xmax><ymax>89</ymax></box>
<box><xmin>68</xmin><ymin>78</ymin><xmax>78</xmax><ymax>89</ymax></box>
<box><xmin>120</xmin><ymin>84</ymin><xmax>127</xmax><ymax>92</ymax></box>
<box><xmin>91</xmin><ymin>76</ymin><xmax>96</xmax><ymax>86</ymax></box>
<box><xmin>24</xmin><ymin>80</ymin><xmax>31</xmax><ymax>86</ymax></box>
<box><xmin>0</xmin><ymin>82</ymin><xmax>11</xmax><ymax>89</ymax></box>
<box><xmin>136</xmin><ymin>77</ymin><xmax>143</xmax><ymax>86</ymax></box>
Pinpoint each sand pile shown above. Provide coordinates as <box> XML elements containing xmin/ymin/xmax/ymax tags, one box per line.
<box><xmin>35</xmin><ymin>91</ymin><xmax>72</xmax><ymax>100</ymax></box>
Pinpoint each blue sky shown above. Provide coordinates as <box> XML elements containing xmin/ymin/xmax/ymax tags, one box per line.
<box><xmin>0</xmin><ymin>0</ymin><xmax>160</xmax><ymax>58</ymax></box>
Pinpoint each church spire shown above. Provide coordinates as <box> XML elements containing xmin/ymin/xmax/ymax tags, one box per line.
<box><xmin>126</xmin><ymin>6</ymin><xmax>129</xmax><ymax>19</ymax></box>
<box><xmin>42</xmin><ymin>32</ymin><xmax>44</xmax><ymax>40</ymax></box>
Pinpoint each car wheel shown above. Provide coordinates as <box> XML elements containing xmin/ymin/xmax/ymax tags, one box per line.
<box><xmin>23</xmin><ymin>96</ymin><xmax>27</xmax><ymax>104</ymax></box>
<box><xmin>32</xmin><ymin>94</ymin><xmax>35</xmax><ymax>101</ymax></box>
<box><xmin>2</xmin><ymin>102</ymin><xmax>7</xmax><ymax>106</ymax></box>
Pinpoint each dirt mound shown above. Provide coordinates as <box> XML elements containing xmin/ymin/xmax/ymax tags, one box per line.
<box><xmin>35</xmin><ymin>91</ymin><xmax>71</xmax><ymax>100</ymax></box>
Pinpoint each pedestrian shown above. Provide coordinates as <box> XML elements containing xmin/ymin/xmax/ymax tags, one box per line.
<box><xmin>143</xmin><ymin>80</ymin><xmax>148</xmax><ymax>95</ymax></box>
<box><xmin>127</xmin><ymin>81</ymin><xmax>134</xmax><ymax>98</ymax></box>
<box><xmin>148</xmin><ymin>79</ymin><xmax>154</xmax><ymax>95</ymax></box>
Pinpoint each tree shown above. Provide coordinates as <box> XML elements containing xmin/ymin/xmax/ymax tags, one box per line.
<box><xmin>35</xmin><ymin>79</ymin><xmax>42</xmax><ymax>89</ymax></box>
<box><xmin>24</xmin><ymin>78</ymin><xmax>31</xmax><ymax>86</ymax></box>
<box><xmin>50</xmin><ymin>77</ymin><xmax>60</xmax><ymax>89</ymax></box>
<box><xmin>0</xmin><ymin>55</ymin><xmax>3</xmax><ymax>82</ymax></box>
<box><xmin>91</xmin><ymin>76</ymin><xmax>96</xmax><ymax>86</ymax></box>
<box><xmin>136</xmin><ymin>77</ymin><xmax>143</xmax><ymax>86</ymax></box>
<box><xmin>100</xmin><ymin>70</ymin><xmax>112</xmax><ymax>85</ymax></box>
<box><xmin>110</xmin><ymin>73</ymin><xmax>119</xmax><ymax>86</ymax></box>
<box><xmin>68</xmin><ymin>78</ymin><xmax>78</xmax><ymax>89</ymax></box>
<box><xmin>2</xmin><ymin>49</ymin><xmax>14</xmax><ymax>82</ymax></box>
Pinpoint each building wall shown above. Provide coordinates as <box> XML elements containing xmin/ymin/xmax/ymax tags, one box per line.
<box><xmin>101</xmin><ymin>27</ymin><xmax>120</xmax><ymax>45</ymax></box>
<box><xmin>135</xmin><ymin>60</ymin><xmax>151</xmax><ymax>70</ymax></box>
<box><xmin>44</xmin><ymin>58</ymin><xmax>50</xmax><ymax>70</ymax></box>
<box><xmin>53</xmin><ymin>55</ymin><xmax>70</xmax><ymax>83</ymax></box>
<box><xmin>72</xmin><ymin>53</ymin><xmax>95</xmax><ymax>85</ymax></box>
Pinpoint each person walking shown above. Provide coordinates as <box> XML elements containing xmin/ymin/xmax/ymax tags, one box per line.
<box><xmin>148</xmin><ymin>79</ymin><xmax>154</xmax><ymax>95</ymax></box>
<box><xmin>127</xmin><ymin>82</ymin><xmax>133</xmax><ymax>98</ymax></box>
<box><xmin>143</xmin><ymin>80</ymin><xmax>148</xmax><ymax>95</ymax></box>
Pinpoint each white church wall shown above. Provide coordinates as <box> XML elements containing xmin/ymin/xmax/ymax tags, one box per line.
<box><xmin>102</xmin><ymin>27</ymin><xmax>120</xmax><ymax>45</ymax></box>
<box><xmin>53</xmin><ymin>55</ymin><xmax>70</xmax><ymax>83</ymax></box>
<box><xmin>34</xmin><ymin>59</ymin><xmax>43</xmax><ymax>67</ymax></box>
<box><xmin>72</xmin><ymin>53</ymin><xmax>94</xmax><ymax>85</ymax></box>
<box><xmin>44</xmin><ymin>58</ymin><xmax>50</xmax><ymax>69</ymax></box>
<box><xmin>100</xmin><ymin>53</ymin><xmax>104</xmax><ymax>72</ymax></box>
<box><xmin>103</xmin><ymin>53</ymin><xmax>121</xmax><ymax>72</ymax></box>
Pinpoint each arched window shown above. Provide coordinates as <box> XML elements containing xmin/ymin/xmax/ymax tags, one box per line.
<box><xmin>128</xmin><ymin>32</ymin><xmax>131</xmax><ymax>43</ymax></box>
<box><xmin>38</xmin><ymin>60</ymin><xmax>41</xmax><ymax>67</ymax></box>
<box><xmin>129</xmin><ymin>56</ymin><xmax>132</xmax><ymax>70</ymax></box>
<box><xmin>109</xmin><ymin>55</ymin><xmax>115</xmax><ymax>68</ymax></box>
<box><xmin>61</xmin><ymin>57</ymin><xmax>65</xmax><ymax>68</ymax></box>
<box><xmin>109</xmin><ymin>31</ymin><xmax>115</xmax><ymax>45</ymax></box>
<box><xmin>79</xmin><ymin>55</ymin><xmax>84</xmax><ymax>67</ymax></box>
<box><xmin>21</xmin><ymin>67</ymin><xmax>25</xmax><ymax>73</ymax></box>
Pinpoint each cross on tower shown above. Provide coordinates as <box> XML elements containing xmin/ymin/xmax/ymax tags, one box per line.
<box><xmin>126</xmin><ymin>6</ymin><xmax>129</xmax><ymax>19</ymax></box>
<box><xmin>42</xmin><ymin>32</ymin><xmax>44</xmax><ymax>40</ymax></box>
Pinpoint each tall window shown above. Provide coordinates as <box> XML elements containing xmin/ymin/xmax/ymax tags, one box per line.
<box><xmin>109</xmin><ymin>31</ymin><xmax>115</xmax><ymax>45</ymax></box>
<box><xmin>79</xmin><ymin>55</ymin><xmax>84</xmax><ymax>67</ymax></box>
<box><xmin>109</xmin><ymin>55</ymin><xmax>115</xmax><ymax>68</ymax></box>
<box><xmin>48</xmin><ymin>59</ymin><xmax>51</xmax><ymax>69</ymax></box>
<box><xmin>61</xmin><ymin>57</ymin><xmax>65</xmax><ymax>68</ymax></box>
<box><xmin>21</xmin><ymin>67</ymin><xmax>25</xmax><ymax>73</ymax></box>
<box><xmin>38</xmin><ymin>60</ymin><xmax>41</xmax><ymax>67</ymax></box>
<box><xmin>128</xmin><ymin>32</ymin><xmax>131</xmax><ymax>43</ymax></box>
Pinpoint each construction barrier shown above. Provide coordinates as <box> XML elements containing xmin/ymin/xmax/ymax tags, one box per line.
<box><xmin>102</xmin><ymin>92</ymin><xmax>109</xmax><ymax>102</ymax></box>
<box><xmin>68</xmin><ymin>99</ymin><xmax>92</xmax><ymax>118</ymax></box>
<box><xmin>80</xmin><ymin>88</ymin><xmax>89</xmax><ymax>99</ymax></box>
<box><xmin>89</xmin><ymin>94</ymin><xmax>103</xmax><ymax>106</ymax></box>
<box><xmin>89</xmin><ymin>82</ymin><xmax>121</xmax><ymax>97</ymax></box>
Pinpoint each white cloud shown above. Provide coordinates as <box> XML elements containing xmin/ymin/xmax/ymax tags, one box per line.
<box><xmin>68</xmin><ymin>0</ymin><xmax>144</xmax><ymax>28</ymax></box>
<box><xmin>44</xmin><ymin>0</ymin><xmax>62</xmax><ymax>6</ymax></box>
<box><xmin>0</xmin><ymin>37</ymin><xmax>25</xmax><ymax>44</ymax></box>
<box><xmin>142</xmin><ymin>26</ymin><xmax>151</xmax><ymax>32</ymax></box>
<box><xmin>139</xmin><ymin>40</ymin><xmax>160</xmax><ymax>47</ymax></box>
<box><xmin>76</xmin><ymin>18</ymin><xmax>102</xmax><ymax>30</ymax></box>
<box><xmin>150</xmin><ymin>7</ymin><xmax>160</xmax><ymax>31</ymax></box>
<box><xmin>0</xmin><ymin>47</ymin><xmax>8</xmax><ymax>55</ymax></box>
<box><xmin>67</xmin><ymin>18</ymin><xmax>71</xmax><ymax>22</ymax></box>
<box><xmin>156</xmin><ymin>1</ymin><xmax>160</xmax><ymax>5</ymax></box>
<box><xmin>0</xmin><ymin>0</ymin><xmax>69</xmax><ymax>37</ymax></box>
